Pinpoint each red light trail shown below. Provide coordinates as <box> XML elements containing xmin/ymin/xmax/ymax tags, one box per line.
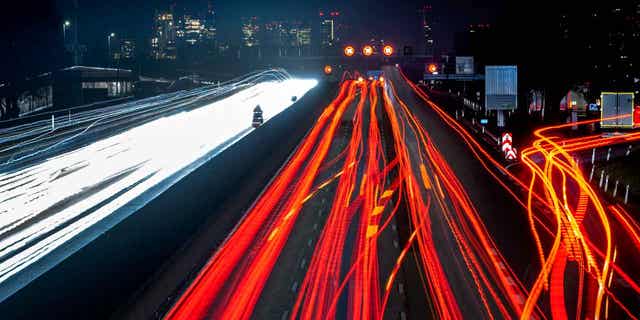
<box><xmin>165</xmin><ymin>68</ymin><xmax>640</xmax><ymax>320</ymax></box>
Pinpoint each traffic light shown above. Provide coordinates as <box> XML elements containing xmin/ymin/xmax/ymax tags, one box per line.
<box><xmin>427</xmin><ymin>63</ymin><xmax>438</xmax><ymax>74</ymax></box>
<box><xmin>324</xmin><ymin>65</ymin><xmax>333</xmax><ymax>75</ymax></box>
<box><xmin>344</xmin><ymin>45</ymin><xmax>355</xmax><ymax>57</ymax></box>
<box><xmin>382</xmin><ymin>45</ymin><xmax>394</xmax><ymax>56</ymax></box>
<box><xmin>362</xmin><ymin>45</ymin><xmax>373</xmax><ymax>57</ymax></box>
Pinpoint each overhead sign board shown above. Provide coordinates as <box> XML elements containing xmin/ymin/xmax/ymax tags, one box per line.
<box><xmin>485</xmin><ymin>66</ymin><xmax>518</xmax><ymax>111</ymax></box>
<box><xmin>456</xmin><ymin>56</ymin><xmax>474</xmax><ymax>75</ymax></box>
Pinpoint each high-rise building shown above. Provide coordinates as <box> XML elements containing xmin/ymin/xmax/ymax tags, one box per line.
<box><xmin>284</xmin><ymin>21</ymin><xmax>312</xmax><ymax>56</ymax></box>
<box><xmin>420</xmin><ymin>5</ymin><xmax>434</xmax><ymax>56</ymax></box>
<box><xmin>319</xmin><ymin>11</ymin><xmax>341</xmax><ymax>48</ymax></box>
<box><xmin>259</xmin><ymin>20</ymin><xmax>312</xmax><ymax>57</ymax></box>
<box><xmin>203</xmin><ymin>1</ymin><xmax>217</xmax><ymax>51</ymax></box>
<box><xmin>151</xmin><ymin>12</ymin><xmax>177</xmax><ymax>60</ymax></box>
<box><xmin>241</xmin><ymin>16</ymin><xmax>261</xmax><ymax>47</ymax></box>
<box><xmin>297</xmin><ymin>25</ymin><xmax>312</xmax><ymax>47</ymax></box>
<box><xmin>263</xmin><ymin>20</ymin><xmax>285</xmax><ymax>56</ymax></box>
<box><xmin>179</xmin><ymin>15</ymin><xmax>205</xmax><ymax>45</ymax></box>
<box><xmin>454</xmin><ymin>23</ymin><xmax>491</xmax><ymax>71</ymax></box>
<box><xmin>557</xmin><ymin>2</ymin><xmax>639</xmax><ymax>91</ymax></box>
<box><xmin>172</xmin><ymin>1</ymin><xmax>217</xmax><ymax>58</ymax></box>
<box><xmin>116</xmin><ymin>39</ymin><xmax>136</xmax><ymax>61</ymax></box>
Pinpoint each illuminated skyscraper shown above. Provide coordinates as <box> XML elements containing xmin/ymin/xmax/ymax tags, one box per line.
<box><xmin>319</xmin><ymin>11</ymin><xmax>341</xmax><ymax>48</ymax></box>
<box><xmin>283</xmin><ymin>21</ymin><xmax>312</xmax><ymax>56</ymax></box>
<box><xmin>179</xmin><ymin>15</ymin><xmax>205</xmax><ymax>46</ymax></box>
<box><xmin>297</xmin><ymin>25</ymin><xmax>312</xmax><ymax>47</ymax></box>
<box><xmin>203</xmin><ymin>1</ymin><xmax>217</xmax><ymax>51</ymax></box>
<box><xmin>241</xmin><ymin>16</ymin><xmax>261</xmax><ymax>47</ymax></box>
<box><xmin>151</xmin><ymin>12</ymin><xmax>177</xmax><ymax>60</ymax></box>
<box><xmin>420</xmin><ymin>5</ymin><xmax>434</xmax><ymax>56</ymax></box>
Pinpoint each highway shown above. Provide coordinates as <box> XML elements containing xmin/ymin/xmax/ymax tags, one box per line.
<box><xmin>163</xmin><ymin>66</ymin><xmax>640</xmax><ymax>319</ymax></box>
<box><xmin>386</xmin><ymin>67</ymin><xmax>640</xmax><ymax>319</ymax></box>
<box><xmin>2</xmin><ymin>64</ymin><xmax>639</xmax><ymax>319</ymax></box>
<box><xmin>164</xmin><ymin>69</ymin><xmax>537</xmax><ymax>319</ymax></box>
<box><xmin>165</xmin><ymin>78</ymin><xmax>413</xmax><ymax>320</ymax></box>
<box><xmin>0</xmin><ymin>70</ymin><xmax>317</xmax><ymax>303</ymax></box>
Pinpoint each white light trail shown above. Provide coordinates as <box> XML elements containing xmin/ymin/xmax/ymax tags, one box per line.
<box><xmin>0</xmin><ymin>77</ymin><xmax>317</xmax><ymax>299</ymax></box>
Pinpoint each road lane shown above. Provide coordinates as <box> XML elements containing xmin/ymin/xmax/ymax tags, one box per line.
<box><xmin>0</xmin><ymin>72</ymin><xmax>317</xmax><ymax>303</ymax></box>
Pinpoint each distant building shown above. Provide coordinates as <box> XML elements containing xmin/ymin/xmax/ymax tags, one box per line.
<box><xmin>319</xmin><ymin>11</ymin><xmax>342</xmax><ymax>49</ymax></box>
<box><xmin>293</xmin><ymin>23</ymin><xmax>312</xmax><ymax>56</ymax></box>
<box><xmin>419</xmin><ymin>5</ymin><xmax>434</xmax><ymax>56</ymax></box>
<box><xmin>171</xmin><ymin>1</ymin><xmax>217</xmax><ymax>59</ymax></box>
<box><xmin>217</xmin><ymin>42</ymin><xmax>232</xmax><ymax>56</ymax></box>
<box><xmin>263</xmin><ymin>21</ymin><xmax>285</xmax><ymax>56</ymax></box>
<box><xmin>203</xmin><ymin>1</ymin><xmax>217</xmax><ymax>53</ymax></box>
<box><xmin>115</xmin><ymin>39</ymin><xmax>136</xmax><ymax>61</ymax></box>
<box><xmin>260</xmin><ymin>20</ymin><xmax>312</xmax><ymax>57</ymax></box>
<box><xmin>241</xmin><ymin>16</ymin><xmax>261</xmax><ymax>47</ymax></box>
<box><xmin>454</xmin><ymin>23</ymin><xmax>492</xmax><ymax>69</ymax></box>
<box><xmin>557</xmin><ymin>3</ymin><xmax>639</xmax><ymax>92</ymax></box>
<box><xmin>151</xmin><ymin>12</ymin><xmax>177</xmax><ymax>60</ymax></box>
<box><xmin>180</xmin><ymin>15</ymin><xmax>205</xmax><ymax>46</ymax></box>
<box><xmin>0</xmin><ymin>66</ymin><xmax>135</xmax><ymax>119</ymax></box>
<box><xmin>297</xmin><ymin>25</ymin><xmax>312</xmax><ymax>47</ymax></box>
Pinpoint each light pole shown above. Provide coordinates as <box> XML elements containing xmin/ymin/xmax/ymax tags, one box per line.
<box><xmin>63</xmin><ymin>20</ymin><xmax>71</xmax><ymax>43</ymax></box>
<box><xmin>107</xmin><ymin>33</ymin><xmax>116</xmax><ymax>64</ymax></box>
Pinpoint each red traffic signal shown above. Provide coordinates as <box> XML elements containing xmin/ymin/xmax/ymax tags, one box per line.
<box><xmin>382</xmin><ymin>45</ymin><xmax>394</xmax><ymax>56</ymax></box>
<box><xmin>344</xmin><ymin>45</ymin><xmax>355</xmax><ymax>57</ymax></box>
<box><xmin>427</xmin><ymin>63</ymin><xmax>438</xmax><ymax>74</ymax></box>
<box><xmin>362</xmin><ymin>45</ymin><xmax>373</xmax><ymax>56</ymax></box>
<box><xmin>324</xmin><ymin>65</ymin><xmax>333</xmax><ymax>75</ymax></box>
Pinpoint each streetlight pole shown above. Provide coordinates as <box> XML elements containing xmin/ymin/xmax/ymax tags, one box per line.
<box><xmin>107</xmin><ymin>33</ymin><xmax>115</xmax><ymax>65</ymax></box>
<box><xmin>63</xmin><ymin>21</ymin><xmax>70</xmax><ymax>44</ymax></box>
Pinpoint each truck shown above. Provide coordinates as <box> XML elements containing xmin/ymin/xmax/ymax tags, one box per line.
<box><xmin>600</xmin><ymin>92</ymin><xmax>635</xmax><ymax>129</ymax></box>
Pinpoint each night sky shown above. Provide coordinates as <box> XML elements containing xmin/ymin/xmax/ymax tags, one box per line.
<box><xmin>0</xmin><ymin>0</ymin><xmax>548</xmax><ymax>81</ymax></box>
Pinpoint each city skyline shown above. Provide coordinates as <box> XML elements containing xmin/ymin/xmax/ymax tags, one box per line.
<box><xmin>0</xmin><ymin>0</ymin><xmax>508</xmax><ymax>81</ymax></box>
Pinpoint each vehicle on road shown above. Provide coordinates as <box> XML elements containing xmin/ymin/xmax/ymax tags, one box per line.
<box><xmin>253</xmin><ymin>105</ymin><xmax>264</xmax><ymax>128</ymax></box>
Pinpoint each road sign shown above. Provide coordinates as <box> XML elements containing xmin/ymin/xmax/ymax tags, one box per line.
<box><xmin>501</xmin><ymin>132</ymin><xmax>513</xmax><ymax>153</ymax></box>
<box><xmin>505</xmin><ymin>148</ymin><xmax>517</xmax><ymax>161</ymax></box>
<box><xmin>485</xmin><ymin>66</ymin><xmax>518</xmax><ymax>111</ymax></box>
